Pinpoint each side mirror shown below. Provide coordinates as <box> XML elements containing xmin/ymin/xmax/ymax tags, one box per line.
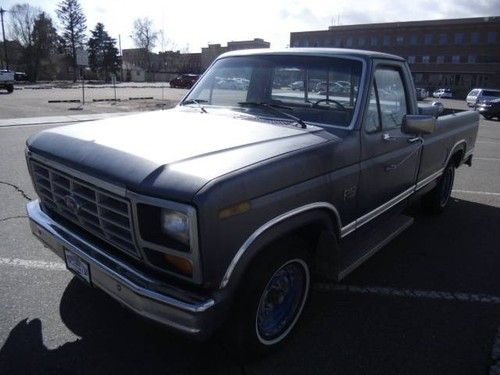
<box><xmin>402</xmin><ymin>115</ymin><xmax>436</xmax><ymax>135</ymax></box>
<box><xmin>431</xmin><ymin>101</ymin><xmax>444</xmax><ymax>117</ymax></box>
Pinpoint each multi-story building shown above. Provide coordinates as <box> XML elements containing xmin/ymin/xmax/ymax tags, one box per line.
<box><xmin>201</xmin><ymin>38</ymin><xmax>270</xmax><ymax>69</ymax></box>
<box><xmin>290</xmin><ymin>17</ymin><xmax>500</xmax><ymax>97</ymax></box>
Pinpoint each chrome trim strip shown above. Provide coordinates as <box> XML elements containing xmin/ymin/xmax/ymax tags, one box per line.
<box><xmin>28</xmin><ymin>152</ymin><xmax>127</xmax><ymax>197</ymax></box>
<box><xmin>219</xmin><ymin>202</ymin><xmax>342</xmax><ymax>289</ymax></box>
<box><xmin>415</xmin><ymin>168</ymin><xmax>444</xmax><ymax>191</ymax></box>
<box><xmin>355</xmin><ymin>186</ymin><xmax>415</xmax><ymax>229</ymax></box>
<box><xmin>340</xmin><ymin>221</ymin><xmax>357</xmax><ymax>238</ymax></box>
<box><xmin>27</xmin><ymin>200</ymin><xmax>214</xmax><ymax>314</ymax></box>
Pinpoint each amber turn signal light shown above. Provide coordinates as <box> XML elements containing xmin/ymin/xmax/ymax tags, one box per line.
<box><xmin>164</xmin><ymin>254</ymin><xmax>193</xmax><ymax>277</ymax></box>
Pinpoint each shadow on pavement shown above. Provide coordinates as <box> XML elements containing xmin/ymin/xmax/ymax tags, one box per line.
<box><xmin>1</xmin><ymin>198</ymin><xmax>499</xmax><ymax>374</ymax></box>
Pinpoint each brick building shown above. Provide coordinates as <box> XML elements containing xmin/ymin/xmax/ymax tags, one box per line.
<box><xmin>290</xmin><ymin>17</ymin><xmax>500</xmax><ymax>97</ymax></box>
<box><xmin>201</xmin><ymin>38</ymin><xmax>270</xmax><ymax>69</ymax></box>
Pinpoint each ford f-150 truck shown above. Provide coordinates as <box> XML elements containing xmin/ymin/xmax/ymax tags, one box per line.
<box><xmin>0</xmin><ymin>70</ymin><xmax>15</xmax><ymax>93</ymax></box>
<box><xmin>26</xmin><ymin>48</ymin><xmax>479</xmax><ymax>355</ymax></box>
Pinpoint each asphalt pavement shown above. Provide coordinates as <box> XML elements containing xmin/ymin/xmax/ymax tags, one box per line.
<box><xmin>0</xmin><ymin>108</ymin><xmax>499</xmax><ymax>374</ymax></box>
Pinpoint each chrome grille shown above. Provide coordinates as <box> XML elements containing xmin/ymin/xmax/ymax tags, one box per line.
<box><xmin>30</xmin><ymin>160</ymin><xmax>138</xmax><ymax>257</ymax></box>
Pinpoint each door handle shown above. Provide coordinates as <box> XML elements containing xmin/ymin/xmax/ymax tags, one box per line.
<box><xmin>407</xmin><ymin>136</ymin><xmax>423</xmax><ymax>143</ymax></box>
<box><xmin>382</xmin><ymin>133</ymin><xmax>395</xmax><ymax>142</ymax></box>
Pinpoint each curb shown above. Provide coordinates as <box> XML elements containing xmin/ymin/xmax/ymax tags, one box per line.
<box><xmin>129</xmin><ymin>96</ymin><xmax>154</xmax><ymax>100</ymax></box>
<box><xmin>92</xmin><ymin>99</ymin><xmax>121</xmax><ymax>102</ymax></box>
<box><xmin>48</xmin><ymin>100</ymin><xmax>81</xmax><ymax>103</ymax></box>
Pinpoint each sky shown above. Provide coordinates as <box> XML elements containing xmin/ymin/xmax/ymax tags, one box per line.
<box><xmin>1</xmin><ymin>0</ymin><xmax>499</xmax><ymax>53</ymax></box>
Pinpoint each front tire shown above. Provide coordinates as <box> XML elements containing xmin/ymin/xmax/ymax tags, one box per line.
<box><xmin>229</xmin><ymin>240</ymin><xmax>311</xmax><ymax>358</ymax></box>
<box><xmin>422</xmin><ymin>163</ymin><xmax>455</xmax><ymax>214</ymax></box>
<box><xmin>6</xmin><ymin>84</ymin><xmax>14</xmax><ymax>93</ymax></box>
<box><xmin>482</xmin><ymin>114</ymin><xmax>494</xmax><ymax>120</ymax></box>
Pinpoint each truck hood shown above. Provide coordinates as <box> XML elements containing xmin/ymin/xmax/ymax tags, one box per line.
<box><xmin>27</xmin><ymin>109</ymin><xmax>333</xmax><ymax>202</ymax></box>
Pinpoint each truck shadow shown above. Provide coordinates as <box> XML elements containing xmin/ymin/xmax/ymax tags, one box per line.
<box><xmin>1</xmin><ymin>198</ymin><xmax>499</xmax><ymax>374</ymax></box>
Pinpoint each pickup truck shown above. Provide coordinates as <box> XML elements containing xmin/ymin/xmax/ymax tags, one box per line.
<box><xmin>25</xmin><ymin>48</ymin><xmax>479</xmax><ymax>356</ymax></box>
<box><xmin>0</xmin><ymin>70</ymin><xmax>15</xmax><ymax>93</ymax></box>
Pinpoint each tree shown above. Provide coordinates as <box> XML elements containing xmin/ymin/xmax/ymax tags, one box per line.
<box><xmin>130</xmin><ymin>17</ymin><xmax>158</xmax><ymax>70</ymax></box>
<box><xmin>8</xmin><ymin>3</ymin><xmax>41</xmax><ymax>80</ymax></box>
<box><xmin>32</xmin><ymin>12</ymin><xmax>59</xmax><ymax>81</ymax></box>
<box><xmin>87</xmin><ymin>23</ymin><xmax>120</xmax><ymax>82</ymax></box>
<box><xmin>56</xmin><ymin>0</ymin><xmax>86</xmax><ymax>82</ymax></box>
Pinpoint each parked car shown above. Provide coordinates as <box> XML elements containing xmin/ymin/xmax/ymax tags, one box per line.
<box><xmin>0</xmin><ymin>70</ymin><xmax>15</xmax><ymax>93</ymax></box>
<box><xmin>415</xmin><ymin>87</ymin><xmax>428</xmax><ymax>101</ymax></box>
<box><xmin>289</xmin><ymin>78</ymin><xmax>322</xmax><ymax>91</ymax></box>
<box><xmin>466</xmin><ymin>88</ymin><xmax>500</xmax><ymax>107</ymax></box>
<box><xmin>475</xmin><ymin>97</ymin><xmax>500</xmax><ymax>120</ymax></box>
<box><xmin>432</xmin><ymin>88</ymin><xmax>453</xmax><ymax>98</ymax></box>
<box><xmin>26</xmin><ymin>49</ymin><xmax>479</xmax><ymax>357</ymax></box>
<box><xmin>14</xmin><ymin>71</ymin><xmax>28</xmax><ymax>81</ymax></box>
<box><xmin>170</xmin><ymin>74</ymin><xmax>200</xmax><ymax>89</ymax></box>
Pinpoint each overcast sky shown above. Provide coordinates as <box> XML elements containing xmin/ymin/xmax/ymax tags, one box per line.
<box><xmin>1</xmin><ymin>0</ymin><xmax>499</xmax><ymax>52</ymax></box>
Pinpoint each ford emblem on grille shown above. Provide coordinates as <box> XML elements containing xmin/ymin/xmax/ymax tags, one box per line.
<box><xmin>64</xmin><ymin>195</ymin><xmax>81</xmax><ymax>214</ymax></box>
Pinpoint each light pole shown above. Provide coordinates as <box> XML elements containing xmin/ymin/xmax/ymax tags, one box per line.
<box><xmin>0</xmin><ymin>7</ymin><xmax>9</xmax><ymax>70</ymax></box>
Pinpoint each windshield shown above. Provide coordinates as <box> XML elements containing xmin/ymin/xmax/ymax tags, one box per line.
<box><xmin>183</xmin><ymin>55</ymin><xmax>363</xmax><ymax>128</ymax></box>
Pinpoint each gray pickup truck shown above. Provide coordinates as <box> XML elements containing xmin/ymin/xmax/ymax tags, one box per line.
<box><xmin>26</xmin><ymin>48</ymin><xmax>479</xmax><ymax>355</ymax></box>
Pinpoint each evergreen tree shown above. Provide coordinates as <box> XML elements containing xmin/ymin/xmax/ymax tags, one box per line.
<box><xmin>32</xmin><ymin>12</ymin><xmax>59</xmax><ymax>81</ymax></box>
<box><xmin>56</xmin><ymin>0</ymin><xmax>86</xmax><ymax>82</ymax></box>
<box><xmin>87</xmin><ymin>23</ymin><xmax>120</xmax><ymax>82</ymax></box>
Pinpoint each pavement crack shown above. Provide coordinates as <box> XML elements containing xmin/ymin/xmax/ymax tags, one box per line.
<box><xmin>0</xmin><ymin>215</ymin><xmax>28</xmax><ymax>222</ymax></box>
<box><xmin>0</xmin><ymin>181</ymin><xmax>32</xmax><ymax>201</ymax></box>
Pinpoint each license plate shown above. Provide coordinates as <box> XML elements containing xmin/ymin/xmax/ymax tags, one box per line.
<box><xmin>64</xmin><ymin>248</ymin><xmax>91</xmax><ymax>284</ymax></box>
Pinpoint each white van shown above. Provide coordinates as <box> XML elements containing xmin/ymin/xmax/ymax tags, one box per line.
<box><xmin>466</xmin><ymin>88</ymin><xmax>500</xmax><ymax>107</ymax></box>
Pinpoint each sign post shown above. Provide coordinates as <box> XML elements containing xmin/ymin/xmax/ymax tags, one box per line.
<box><xmin>76</xmin><ymin>49</ymin><xmax>89</xmax><ymax>105</ymax></box>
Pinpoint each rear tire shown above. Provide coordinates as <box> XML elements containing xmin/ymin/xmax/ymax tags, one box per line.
<box><xmin>422</xmin><ymin>163</ymin><xmax>455</xmax><ymax>214</ymax></box>
<box><xmin>482</xmin><ymin>114</ymin><xmax>493</xmax><ymax>120</ymax></box>
<box><xmin>6</xmin><ymin>84</ymin><xmax>14</xmax><ymax>93</ymax></box>
<box><xmin>227</xmin><ymin>239</ymin><xmax>311</xmax><ymax>359</ymax></box>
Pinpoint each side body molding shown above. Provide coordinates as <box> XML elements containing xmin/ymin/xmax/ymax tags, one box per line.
<box><xmin>219</xmin><ymin>202</ymin><xmax>343</xmax><ymax>289</ymax></box>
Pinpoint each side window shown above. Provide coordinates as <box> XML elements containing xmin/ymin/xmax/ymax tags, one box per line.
<box><xmin>363</xmin><ymin>66</ymin><xmax>409</xmax><ymax>133</ymax></box>
<box><xmin>374</xmin><ymin>68</ymin><xmax>408</xmax><ymax>130</ymax></box>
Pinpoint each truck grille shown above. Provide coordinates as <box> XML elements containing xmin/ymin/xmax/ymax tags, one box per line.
<box><xmin>30</xmin><ymin>160</ymin><xmax>138</xmax><ymax>257</ymax></box>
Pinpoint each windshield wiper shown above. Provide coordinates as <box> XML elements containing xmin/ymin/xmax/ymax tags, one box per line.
<box><xmin>181</xmin><ymin>99</ymin><xmax>208</xmax><ymax>113</ymax></box>
<box><xmin>238</xmin><ymin>101</ymin><xmax>307</xmax><ymax>129</ymax></box>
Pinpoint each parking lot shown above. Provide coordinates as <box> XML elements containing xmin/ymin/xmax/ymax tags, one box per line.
<box><xmin>0</xmin><ymin>100</ymin><xmax>499</xmax><ymax>374</ymax></box>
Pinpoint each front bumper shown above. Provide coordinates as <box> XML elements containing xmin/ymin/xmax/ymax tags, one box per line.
<box><xmin>27</xmin><ymin>200</ymin><xmax>222</xmax><ymax>339</ymax></box>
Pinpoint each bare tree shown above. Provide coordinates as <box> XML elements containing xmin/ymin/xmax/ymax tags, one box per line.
<box><xmin>57</xmin><ymin>0</ymin><xmax>87</xmax><ymax>82</ymax></box>
<box><xmin>8</xmin><ymin>3</ymin><xmax>41</xmax><ymax>80</ymax></box>
<box><xmin>131</xmin><ymin>17</ymin><xmax>158</xmax><ymax>70</ymax></box>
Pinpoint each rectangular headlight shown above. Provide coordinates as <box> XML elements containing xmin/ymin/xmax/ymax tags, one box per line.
<box><xmin>161</xmin><ymin>209</ymin><xmax>190</xmax><ymax>246</ymax></box>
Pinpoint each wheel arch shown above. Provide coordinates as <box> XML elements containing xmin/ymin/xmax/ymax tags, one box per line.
<box><xmin>445</xmin><ymin>140</ymin><xmax>467</xmax><ymax>168</ymax></box>
<box><xmin>219</xmin><ymin>203</ymin><xmax>342</xmax><ymax>291</ymax></box>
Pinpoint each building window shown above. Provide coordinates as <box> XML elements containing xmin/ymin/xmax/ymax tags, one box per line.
<box><xmin>468</xmin><ymin>55</ymin><xmax>476</xmax><ymax>63</ymax></box>
<box><xmin>422</xmin><ymin>55</ymin><xmax>430</xmax><ymax>64</ymax></box>
<box><xmin>454</xmin><ymin>33</ymin><xmax>464</xmax><ymax>44</ymax></box>
<box><xmin>358</xmin><ymin>36</ymin><xmax>365</xmax><ymax>46</ymax></box>
<box><xmin>371</xmin><ymin>36</ymin><xmax>378</xmax><ymax>46</ymax></box>
<box><xmin>471</xmin><ymin>32</ymin><xmax>479</xmax><ymax>44</ymax></box>
<box><xmin>304</xmin><ymin>40</ymin><xmax>309</xmax><ymax>47</ymax></box>
<box><xmin>383</xmin><ymin>35</ymin><xmax>391</xmax><ymax>46</ymax></box>
<box><xmin>487</xmin><ymin>32</ymin><xmax>497</xmax><ymax>44</ymax></box>
<box><xmin>396</xmin><ymin>36</ymin><xmax>404</xmax><ymax>44</ymax></box>
<box><xmin>452</xmin><ymin>55</ymin><xmax>460</xmax><ymax>64</ymax></box>
<box><xmin>424</xmin><ymin>34</ymin><xmax>433</xmax><ymax>45</ymax></box>
<box><xmin>346</xmin><ymin>37</ymin><xmax>353</xmax><ymax>47</ymax></box>
<box><xmin>438</xmin><ymin>34</ymin><xmax>448</xmax><ymax>45</ymax></box>
<box><xmin>409</xmin><ymin>35</ymin><xmax>418</xmax><ymax>45</ymax></box>
<box><xmin>436</xmin><ymin>56</ymin><xmax>444</xmax><ymax>64</ymax></box>
<box><xmin>407</xmin><ymin>56</ymin><xmax>416</xmax><ymax>64</ymax></box>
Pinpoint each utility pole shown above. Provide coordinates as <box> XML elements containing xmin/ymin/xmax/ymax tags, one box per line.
<box><xmin>0</xmin><ymin>7</ymin><xmax>9</xmax><ymax>70</ymax></box>
<box><xmin>118</xmin><ymin>34</ymin><xmax>123</xmax><ymax>82</ymax></box>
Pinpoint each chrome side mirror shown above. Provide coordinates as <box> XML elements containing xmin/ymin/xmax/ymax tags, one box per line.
<box><xmin>431</xmin><ymin>101</ymin><xmax>444</xmax><ymax>117</ymax></box>
<box><xmin>402</xmin><ymin>115</ymin><xmax>436</xmax><ymax>135</ymax></box>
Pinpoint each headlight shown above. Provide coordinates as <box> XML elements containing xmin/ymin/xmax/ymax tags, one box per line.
<box><xmin>161</xmin><ymin>209</ymin><xmax>190</xmax><ymax>245</ymax></box>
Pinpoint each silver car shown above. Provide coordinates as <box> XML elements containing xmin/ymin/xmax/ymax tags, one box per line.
<box><xmin>466</xmin><ymin>88</ymin><xmax>500</xmax><ymax>107</ymax></box>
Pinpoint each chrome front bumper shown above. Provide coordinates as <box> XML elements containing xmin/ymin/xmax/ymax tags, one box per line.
<box><xmin>27</xmin><ymin>200</ymin><xmax>219</xmax><ymax>339</ymax></box>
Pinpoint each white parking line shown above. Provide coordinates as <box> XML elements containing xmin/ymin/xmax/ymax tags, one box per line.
<box><xmin>475</xmin><ymin>157</ymin><xmax>500</xmax><ymax>162</ymax></box>
<box><xmin>0</xmin><ymin>257</ymin><xmax>66</xmax><ymax>271</ymax></box>
<box><xmin>314</xmin><ymin>283</ymin><xmax>500</xmax><ymax>304</ymax></box>
<box><xmin>452</xmin><ymin>190</ymin><xmax>500</xmax><ymax>196</ymax></box>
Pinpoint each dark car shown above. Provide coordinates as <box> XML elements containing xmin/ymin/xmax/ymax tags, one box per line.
<box><xmin>476</xmin><ymin>98</ymin><xmax>500</xmax><ymax>120</ymax></box>
<box><xmin>170</xmin><ymin>74</ymin><xmax>200</xmax><ymax>89</ymax></box>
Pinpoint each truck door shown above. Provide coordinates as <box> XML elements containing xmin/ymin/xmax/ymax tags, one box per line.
<box><xmin>358</xmin><ymin>62</ymin><xmax>420</xmax><ymax>221</ymax></box>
